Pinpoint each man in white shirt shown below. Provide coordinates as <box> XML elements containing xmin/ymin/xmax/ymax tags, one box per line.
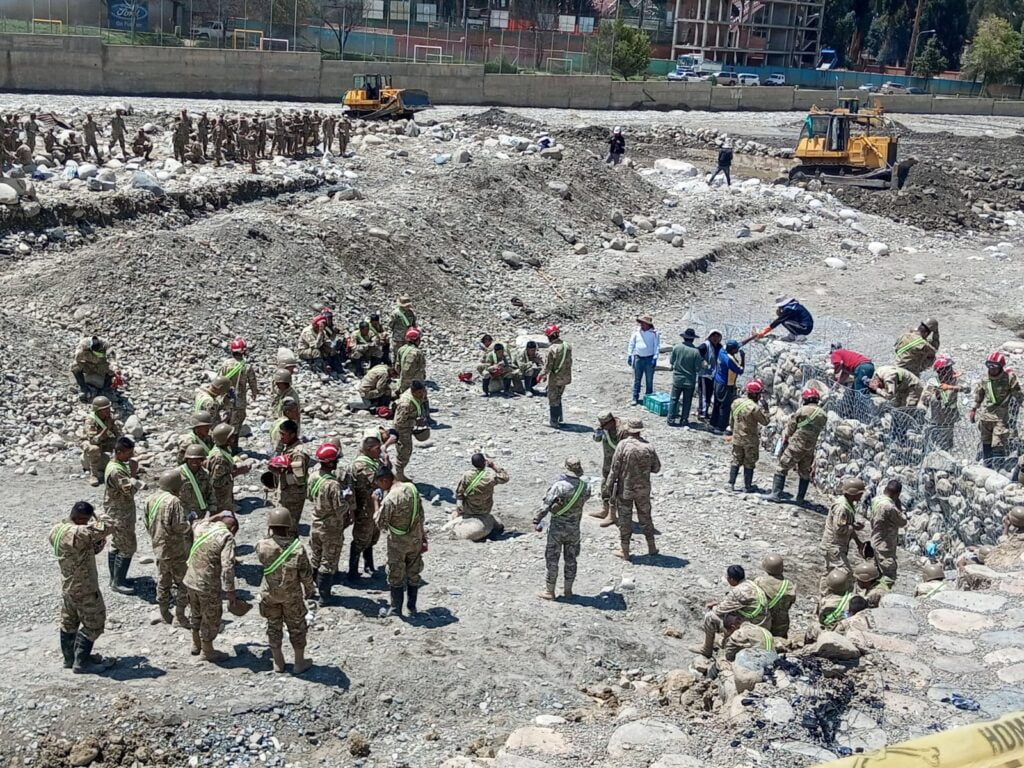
<box><xmin>627</xmin><ymin>314</ymin><xmax>661</xmax><ymax>406</ymax></box>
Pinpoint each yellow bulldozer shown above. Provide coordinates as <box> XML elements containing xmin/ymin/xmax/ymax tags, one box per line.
<box><xmin>342</xmin><ymin>74</ymin><xmax>431</xmax><ymax>120</ymax></box>
<box><xmin>789</xmin><ymin>99</ymin><xmax>915</xmax><ymax>189</ymax></box>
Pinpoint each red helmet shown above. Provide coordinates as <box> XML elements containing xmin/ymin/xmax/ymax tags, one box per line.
<box><xmin>312</xmin><ymin>315</ymin><xmax>327</xmax><ymax>330</ymax></box>
<box><xmin>802</xmin><ymin>386</ymin><xmax>820</xmax><ymax>400</ymax></box>
<box><xmin>320</xmin><ymin>307</ymin><xmax>334</xmax><ymax>320</ymax></box>
<box><xmin>458</xmin><ymin>371</ymin><xmax>473</xmax><ymax>383</ymax></box>
<box><xmin>745</xmin><ymin>379</ymin><xmax>763</xmax><ymax>394</ymax></box>
<box><xmin>933</xmin><ymin>355</ymin><xmax>953</xmax><ymax>371</ymax></box>
<box><xmin>269</xmin><ymin>455</ymin><xmax>291</xmax><ymax>469</ymax></box>
<box><xmin>405</xmin><ymin>327</ymin><xmax>421</xmax><ymax>342</ymax></box>
<box><xmin>229</xmin><ymin>337</ymin><xmax>247</xmax><ymax>352</ymax></box>
<box><xmin>988</xmin><ymin>351</ymin><xmax>1007</xmax><ymax>367</ymax></box>
<box><xmin>315</xmin><ymin>443</ymin><xmax>340</xmax><ymax>462</ymax></box>
<box><xmin>376</xmin><ymin>406</ymin><xmax>393</xmax><ymax>419</ymax></box>
<box><xmin>544</xmin><ymin>323</ymin><xmax>560</xmax><ymax>337</ymax></box>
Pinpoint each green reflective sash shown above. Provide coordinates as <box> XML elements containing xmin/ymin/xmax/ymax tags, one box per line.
<box><xmin>191</xmin><ymin>432</ymin><xmax>212</xmax><ymax>456</ymax></box>
<box><xmin>766</xmin><ymin>578</ymin><xmax>790</xmax><ymax>610</ymax></box>
<box><xmin>464</xmin><ymin>469</ymin><xmax>487</xmax><ymax>497</ymax></box>
<box><xmin>264</xmin><ymin>538</ymin><xmax>301</xmax><ymax>576</ymax></box>
<box><xmin>399</xmin><ymin>344</ymin><xmax>416</xmax><ymax>368</ymax></box>
<box><xmin>187</xmin><ymin>523</ymin><xmax>227</xmax><ymax>564</ymax></box>
<box><xmin>895</xmin><ymin>335</ymin><xmax>926</xmax><ymax>357</ymax></box>
<box><xmin>824</xmin><ymin>592</ymin><xmax>852</xmax><ymax>627</ymax></box>
<box><xmin>739</xmin><ymin>584</ymin><xmax>768</xmax><ymax>620</ymax></box>
<box><xmin>194</xmin><ymin>391</ymin><xmax>215</xmax><ymax>412</ymax></box>
<box><xmin>388</xmin><ymin>485</ymin><xmax>421</xmax><ymax>536</ymax></box>
<box><xmin>308</xmin><ymin>471</ymin><xmax>336</xmax><ymax>502</ymax></box>
<box><xmin>51</xmin><ymin>523</ymin><xmax>72</xmax><ymax>557</ymax></box>
<box><xmin>224</xmin><ymin>360</ymin><xmax>245</xmax><ymax>381</ymax></box>
<box><xmin>732</xmin><ymin>399</ymin><xmax>757</xmax><ymax>418</ymax></box>
<box><xmin>179</xmin><ymin>464</ymin><xmax>207</xmax><ymax>511</ymax></box>
<box><xmin>924</xmin><ymin>581</ymin><xmax>947</xmax><ymax>599</ymax></box>
<box><xmin>603</xmin><ymin>431</ymin><xmax>618</xmax><ymax>452</ymax></box>
<box><xmin>271</xmin><ymin>418</ymin><xmax>286</xmax><ymax>443</ymax></box>
<box><xmin>355</xmin><ymin>455</ymin><xmax>380</xmax><ymax>471</ymax></box>
<box><xmin>797</xmin><ymin>407</ymin><xmax>824</xmax><ymax>431</ymax></box>
<box><xmin>396</xmin><ymin>308</ymin><xmax>411</xmax><ymax>327</ymax></box>
<box><xmin>145</xmin><ymin>491</ymin><xmax>172</xmax><ymax>527</ymax></box>
<box><xmin>552</xmin><ymin>478</ymin><xmax>586</xmax><ymax>518</ymax></box>
<box><xmin>89</xmin><ymin>412</ymin><xmax>108</xmax><ymax>432</ymax></box>
<box><xmin>402</xmin><ymin>392</ymin><xmax>423</xmax><ymax>418</ymax></box>
<box><xmin>756</xmin><ymin>626</ymin><xmax>774</xmax><ymax>651</ymax></box>
<box><xmin>104</xmin><ymin>459</ymin><xmax>129</xmax><ymax>481</ymax></box>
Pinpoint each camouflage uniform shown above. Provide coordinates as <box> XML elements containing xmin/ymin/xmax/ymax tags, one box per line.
<box><xmin>257</xmin><ymin>535</ymin><xmax>315</xmax><ymax>647</ymax></box>
<box><xmin>818</xmin><ymin>590</ymin><xmax>854</xmax><ymax>629</ymax></box>
<box><xmin>220</xmin><ymin>354</ymin><xmax>258</xmax><ymax>439</ymax></box>
<box><xmin>298</xmin><ymin>324</ymin><xmax>329</xmax><ymax>363</ymax></box>
<box><xmin>376</xmin><ymin>481</ymin><xmax>425</xmax><ymax>588</ymax></box>
<box><xmin>698</xmin><ymin>579</ymin><xmax>771</xmax><ymax>656</ymax></box>
<box><xmin>393</xmin><ymin>391</ymin><xmax>424</xmax><ymax>480</ymax></box>
<box><xmin>359</xmin><ymin>363</ymin><xmax>393</xmax><ymax>406</ymax></box>
<box><xmin>108</xmin><ymin>113</ymin><xmax>127</xmax><ymax>156</ymax></box>
<box><xmin>973</xmin><ymin>371</ymin><xmax>1023</xmax><ymax>449</ymax></box>
<box><xmin>724</xmin><ymin>623</ymin><xmax>774</xmax><ymax>661</ymax></box>
<box><xmin>275</xmin><ymin>443</ymin><xmax>309</xmax><ymax>535</ymax></box>
<box><xmin>872</xmin><ymin>365</ymin><xmax>922</xmax><ymax>407</ymax></box>
<box><xmin>80</xmin><ymin>410</ymin><xmax>121</xmax><ymax>478</ymax></box>
<box><xmin>183</xmin><ymin>519</ymin><xmax>236</xmax><ymax>643</ymax></box>
<box><xmin>778</xmin><ymin>404</ymin><xmax>827</xmax><ymax>479</ymax></box>
<box><xmin>308</xmin><ymin>469</ymin><xmax>354</xmax><ymax>575</ymax></box>
<box><xmin>350</xmin><ymin>452</ymin><xmax>383</xmax><ymax>556</ymax></box>
<box><xmin>388</xmin><ymin>303</ymin><xmax>417</xmax><ymax>360</ymax></box>
<box><xmin>271</xmin><ymin>386</ymin><xmax>302</xmax><ymax>424</ymax></box>
<box><xmin>454</xmin><ymin>466</ymin><xmax>510</xmax><ymax>541</ymax></box>
<box><xmin>71</xmin><ymin>337</ymin><xmax>114</xmax><ymax>388</ymax></box>
<box><xmin>754</xmin><ymin>573</ymin><xmax>795</xmax><ymax>638</ymax></box>
<box><xmin>608</xmin><ymin>435</ymin><xmax>661</xmax><ymax>552</ymax></box>
<box><xmin>729</xmin><ymin>397</ymin><xmax>769</xmax><ymax>468</ymax></box>
<box><xmin>821</xmin><ymin>496</ymin><xmax>859</xmax><ymax>591</ymax></box>
<box><xmin>83</xmin><ymin>117</ymin><xmax>101</xmax><ymax>161</ymax></box>
<box><xmin>143</xmin><ymin>490</ymin><xmax>192</xmax><ymax>620</ymax></box>
<box><xmin>176</xmin><ymin>430</ymin><xmax>213</xmax><ymax>464</ymax></box>
<box><xmin>351</xmin><ymin>327</ymin><xmax>383</xmax><ymax>369</ymax></box>
<box><xmin>595</xmin><ymin>419</ymin><xmax>626</xmax><ymax>514</ymax></box>
<box><xmin>206</xmin><ymin>445</ymin><xmax>237</xmax><ymax>513</ymax></box>
<box><xmin>894</xmin><ymin>330</ymin><xmax>938</xmax><ymax>375</ymax></box>
<box><xmin>103</xmin><ymin>459</ymin><xmax>137</xmax><ymax>556</ymax></box>
<box><xmin>193</xmin><ymin>386</ymin><xmax>227</xmax><ymax>425</ymax></box>
<box><xmin>397</xmin><ymin>344</ymin><xmax>427</xmax><ymax>395</ymax></box>
<box><xmin>50</xmin><ymin>518</ymin><xmax>109</xmax><ymax>641</ymax></box>
<box><xmin>922</xmin><ymin>384</ymin><xmax>961</xmax><ymax>451</ymax></box>
<box><xmin>533</xmin><ymin>472</ymin><xmax>591</xmax><ymax>590</ymax></box>
<box><xmin>543</xmin><ymin>339</ymin><xmax>573</xmax><ymax>408</ymax></box>
<box><xmin>853</xmin><ymin>577</ymin><xmax>890</xmax><ymax>608</ymax></box>
<box><xmin>179</xmin><ymin>463</ymin><xmax>212</xmax><ymax>520</ymax></box>
<box><xmin>869</xmin><ymin>496</ymin><xmax>906</xmax><ymax>583</ymax></box>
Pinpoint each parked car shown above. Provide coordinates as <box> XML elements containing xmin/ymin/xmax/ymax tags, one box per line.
<box><xmin>858</xmin><ymin>83</ymin><xmax>879</xmax><ymax>93</ymax></box>
<box><xmin>907</xmin><ymin>86</ymin><xmax>925</xmax><ymax>94</ymax></box>
<box><xmin>880</xmin><ymin>82</ymin><xmax>909</xmax><ymax>94</ymax></box>
<box><xmin>667</xmin><ymin>67</ymin><xmax>699</xmax><ymax>82</ymax></box>
<box><xmin>764</xmin><ymin>73</ymin><xmax>786</xmax><ymax>86</ymax></box>
<box><xmin>738</xmin><ymin>73</ymin><xmax>761</xmax><ymax>86</ymax></box>
<box><xmin>715</xmin><ymin>71</ymin><xmax>739</xmax><ymax>86</ymax></box>
<box><xmin>191</xmin><ymin>20</ymin><xmax>226</xmax><ymax>40</ymax></box>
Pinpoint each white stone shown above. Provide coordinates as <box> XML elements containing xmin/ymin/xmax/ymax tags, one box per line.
<box><xmin>913</xmin><ymin>273</ymin><xmax>927</xmax><ymax>284</ymax></box>
<box><xmin>76</xmin><ymin>163</ymin><xmax>99</xmax><ymax>179</ymax></box>
<box><xmin>504</xmin><ymin>727</ymin><xmax>569</xmax><ymax>755</ymax></box>
<box><xmin>928</xmin><ymin>609</ymin><xmax>995</xmax><ymax>634</ymax></box>
<box><xmin>0</xmin><ymin>185</ymin><xmax>18</xmax><ymax>204</ymax></box>
<box><xmin>776</xmin><ymin>216</ymin><xmax>802</xmax><ymax>231</ymax></box>
<box><xmin>654</xmin><ymin>159</ymin><xmax>698</xmax><ymax>176</ymax></box>
<box><xmin>838</xmin><ymin>208</ymin><xmax>859</xmax><ymax>220</ymax></box>
<box><xmin>824</xmin><ymin>257</ymin><xmax>847</xmax><ymax>270</ymax></box>
<box><xmin>607</xmin><ymin>719</ymin><xmax>688</xmax><ymax>758</ymax></box>
<box><xmin>868</xmin><ymin>241</ymin><xmax>890</xmax><ymax>256</ymax></box>
<box><xmin>533</xmin><ymin>715</ymin><xmax>566</xmax><ymax>726</ymax></box>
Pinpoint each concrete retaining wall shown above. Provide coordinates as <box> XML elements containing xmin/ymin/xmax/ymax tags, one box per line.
<box><xmin>2</xmin><ymin>33</ymin><xmax>1022</xmax><ymax>116</ymax></box>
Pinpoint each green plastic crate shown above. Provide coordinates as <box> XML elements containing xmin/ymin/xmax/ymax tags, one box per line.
<box><xmin>643</xmin><ymin>392</ymin><xmax>671</xmax><ymax>417</ymax></box>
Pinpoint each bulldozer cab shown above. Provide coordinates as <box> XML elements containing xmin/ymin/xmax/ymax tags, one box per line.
<box><xmin>353</xmin><ymin>74</ymin><xmax>392</xmax><ymax>101</ymax></box>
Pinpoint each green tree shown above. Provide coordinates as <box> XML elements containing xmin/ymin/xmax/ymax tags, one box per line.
<box><xmin>962</xmin><ymin>14</ymin><xmax>1022</xmax><ymax>91</ymax></box>
<box><xmin>1018</xmin><ymin>19</ymin><xmax>1024</xmax><ymax>95</ymax></box>
<box><xmin>611</xmin><ymin>21</ymin><xmax>651</xmax><ymax>78</ymax></box>
<box><xmin>914</xmin><ymin>35</ymin><xmax>949</xmax><ymax>78</ymax></box>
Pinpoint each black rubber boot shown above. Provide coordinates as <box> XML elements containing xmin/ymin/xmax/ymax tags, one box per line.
<box><xmin>407</xmin><ymin>585</ymin><xmax>419</xmax><ymax>615</ymax></box>
<box><xmin>363</xmin><ymin>547</ymin><xmax>375</xmax><ymax>576</ymax></box>
<box><xmin>549</xmin><ymin>406</ymin><xmax>559</xmax><ymax>428</ymax></box>
<box><xmin>502</xmin><ymin>379</ymin><xmax>512</xmax><ymax>395</ymax></box>
<box><xmin>982</xmin><ymin>444</ymin><xmax>994</xmax><ymax>468</ymax></box>
<box><xmin>557</xmin><ymin>405</ymin><xmax>564</xmax><ymax>424</ymax></box>
<box><xmin>743</xmin><ymin>467</ymin><xmax>757</xmax><ymax>492</ymax></box>
<box><xmin>112</xmin><ymin>554</ymin><xmax>134</xmax><ymax>594</ymax></box>
<box><xmin>60</xmin><ymin>630</ymin><xmax>76</xmax><ymax>669</ymax></box>
<box><xmin>388</xmin><ymin>587</ymin><xmax>404</xmax><ymax>617</ymax></box>
<box><xmin>525</xmin><ymin>375</ymin><xmax>537</xmax><ymax>394</ymax></box>
<box><xmin>727</xmin><ymin>465</ymin><xmax>739</xmax><ymax>490</ymax></box>
<box><xmin>72</xmin><ymin>632</ymin><xmax>95</xmax><ymax>674</ymax></box>
<box><xmin>347</xmin><ymin>545</ymin><xmax>361</xmax><ymax>581</ymax></box>
<box><xmin>107</xmin><ymin>550</ymin><xmax>117</xmax><ymax>585</ymax></box>
<box><xmin>74</xmin><ymin>371</ymin><xmax>89</xmax><ymax>402</ymax></box>
<box><xmin>796</xmin><ymin>478</ymin><xmax>811</xmax><ymax>504</ymax></box>
<box><xmin>766</xmin><ymin>473</ymin><xmax>786</xmax><ymax>502</ymax></box>
<box><xmin>482</xmin><ymin>378</ymin><xmax>491</xmax><ymax>398</ymax></box>
<box><xmin>317</xmin><ymin>573</ymin><xmax>332</xmax><ymax>607</ymax></box>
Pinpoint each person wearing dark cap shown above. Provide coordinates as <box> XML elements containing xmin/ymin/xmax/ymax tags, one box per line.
<box><xmin>668</xmin><ymin>328</ymin><xmax>704</xmax><ymax>427</ymax></box>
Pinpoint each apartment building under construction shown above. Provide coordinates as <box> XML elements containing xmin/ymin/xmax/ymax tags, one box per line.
<box><xmin>670</xmin><ymin>0</ymin><xmax>823</xmax><ymax>68</ymax></box>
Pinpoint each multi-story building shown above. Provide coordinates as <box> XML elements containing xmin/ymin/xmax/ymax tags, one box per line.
<box><xmin>670</xmin><ymin>0</ymin><xmax>823</xmax><ymax>68</ymax></box>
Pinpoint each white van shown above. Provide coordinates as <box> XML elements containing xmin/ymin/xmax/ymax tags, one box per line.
<box><xmin>738</xmin><ymin>73</ymin><xmax>761</xmax><ymax>87</ymax></box>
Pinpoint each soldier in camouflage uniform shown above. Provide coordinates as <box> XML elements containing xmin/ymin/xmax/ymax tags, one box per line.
<box><xmin>608</xmin><ymin>419</ymin><xmax>661</xmax><ymax>560</ymax></box>
<box><xmin>183</xmin><ymin>511</ymin><xmax>239</xmax><ymax>662</ymax></box>
<box><xmin>258</xmin><ymin>507</ymin><xmax>316</xmax><ymax>674</ymax></box>
<box><xmin>868</xmin><ymin>478</ymin><xmax>906</xmax><ymax>584</ymax></box>
<box><xmin>179</xmin><ymin>443</ymin><xmax>213</xmax><ymax>520</ymax></box>
<box><xmin>867</xmin><ymin>364</ymin><xmax>923</xmax><ymax>407</ymax></box>
<box><xmin>393</xmin><ymin>382</ymin><xmax>428</xmax><ymax>482</ymax></box>
<box><xmin>755</xmin><ymin>554</ymin><xmax>795</xmax><ymax>640</ymax></box>
<box><xmin>50</xmin><ymin>501</ymin><xmax>113</xmax><ymax>673</ymax></box>
<box><xmin>308</xmin><ymin>442</ymin><xmax>354</xmax><ymax>605</ymax></box>
<box><xmin>970</xmin><ymin>351</ymin><xmax>1023</xmax><ymax>468</ymax></box>
<box><xmin>71</xmin><ymin>335</ymin><xmax>119</xmax><ymax>403</ymax></box>
<box><xmin>533</xmin><ymin>457</ymin><xmax>591</xmax><ymax>600</ymax></box>
<box><xmin>349</xmin><ymin>430</ymin><xmax>389</xmax><ymax>580</ymax></box>
<box><xmin>270</xmin><ymin>368</ymin><xmax>301</xmax><ymax>428</ymax></box>
<box><xmin>270</xmin><ymin>398</ymin><xmax>301</xmax><ymax>454</ymax></box>
<box><xmin>220</xmin><ymin>337</ymin><xmax>259</xmax><ymax>452</ymax></box>
<box><xmin>397</xmin><ymin>329</ymin><xmax>427</xmax><ymax>396</ymax></box>
<box><xmin>103</xmin><ymin>436</ymin><xmax>139</xmax><ymax>595</ymax></box>
<box><xmin>80</xmin><ymin>395</ymin><xmax>121</xmax><ymax>487</ymax></box>
<box><xmin>591</xmin><ymin>411</ymin><xmax>624</xmax><ymax>527</ymax></box>
<box><xmin>722</xmin><ymin>615</ymin><xmax>776</xmax><ymax>660</ymax></box>
<box><xmin>453</xmin><ymin>453</ymin><xmax>509</xmax><ymax>541</ymax></box>
<box><xmin>915</xmin><ymin>561</ymin><xmax>948</xmax><ymax>598</ymax></box>
<box><xmin>820</xmin><ymin>477</ymin><xmax>866</xmax><ymax>595</ymax></box>
<box><xmin>817</xmin><ymin>568</ymin><xmax>858</xmax><ymax>629</ymax></box>
<box><xmin>193</xmin><ymin>376</ymin><xmax>231</xmax><ymax>425</ymax></box>
<box><xmin>269</xmin><ymin>420</ymin><xmax>309</xmax><ymax>536</ymax></box>
<box><xmin>689</xmin><ymin>564</ymin><xmax>770</xmax><ymax>658</ymax></box>
<box><xmin>921</xmin><ymin>355</ymin><xmax>963</xmax><ymax>451</ymax></box>
<box><xmin>350</xmin><ymin>321</ymin><xmax>383</xmax><ymax>377</ymax></box>
<box><xmin>541</xmin><ymin>324</ymin><xmax>573</xmax><ymax>428</ymax></box>
<box><xmin>375</xmin><ymin>466</ymin><xmax>426</xmax><ymax>618</ymax></box>
<box><xmin>176</xmin><ymin>412</ymin><xmax>214</xmax><ymax>464</ymax></box>
<box><xmin>728</xmin><ymin>380</ymin><xmax>769</xmax><ymax>493</ymax></box>
<box><xmin>108</xmin><ymin>109</ymin><xmax>127</xmax><ymax>157</ymax></box>
<box><xmin>388</xmin><ymin>295</ymin><xmax>417</xmax><ymax>361</ymax></box>
<box><xmin>207</xmin><ymin>424</ymin><xmax>245</xmax><ymax>513</ymax></box>
<box><xmin>143</xmin><ymin>470</ymin><xmax>192</xmax><ymax>627</ymax></box>
<box><xmin>853</xmin><ymin>561</ymin><xmax>889</xmax><ymax>608</ymax></box>
<box><xmin>767</xmin><ymin>386</ymin><xmax>828</xmax><ymax>505</ymax></box>
<box><xmin>893</xmin><ymin>318</ymin><xmax>940</xmax><ymax>375</ymax></box>
<box><xmin>356</xmin><ymin>363</ymin><xmax>395</xmax><ymax>410</ymax></box>
<box><xmin>515</xmin><ymin>341</ymin><xmax>543</xmax><ymax>396</ymax></box>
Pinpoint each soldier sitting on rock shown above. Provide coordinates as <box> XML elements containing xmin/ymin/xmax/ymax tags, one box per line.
<box><xmin>690</xmin><ymin>564</ymin><xmax>770</xmax><ymax>658</ymax></box>
<box><xmin>852</xmin><ymin>562</ymin><xmax>889</xmax><ymax>608</ymax></box>
<box><xmin>722</xmin><ymin>614</ymin><xmax>775</xmax><ymax>661</ymax></box>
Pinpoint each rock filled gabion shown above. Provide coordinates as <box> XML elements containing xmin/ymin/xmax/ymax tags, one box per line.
<box><xmin>753</xmin><ymin>342</ymin><xmax>1022</xmax><ymax>559</ymax></box>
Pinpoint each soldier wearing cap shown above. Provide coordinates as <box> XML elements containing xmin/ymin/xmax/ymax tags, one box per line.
<box><xmin>728</xmin><ymin>380</ymin><xmax>770</xmax><ymax>493</ymax></box>
<box><xmin>868</xmin><ymin>479</ymin><xmax>906</xmax><ymax>583</ymax></box>
<box><xmin>208</xmin><ymin>424</ymin><xmax>248</xmax><ymax>513</ymax></box>
<box><xmin>375</xmin><ymin>465</ymin><xmax>426</xmax><ymax>617</ymax></box>
<box><xmin>389</xmin><ymin>295</ymin><xmax>417</xmax><ymax>360</ymax></box>
<box><xmin>533</xmin><ymin>457</ymin><xmax>591</xmax><ymax>600</ymax></box>
<box><xmin>80</xmin><ymin>396</ymin><xmax>122</xmax><ymax>487</ymax></box>
<box><xmin>818</xmin><ymin>568</ymin><xmax>860</xmax><ymax>629</ymax></box>
<box><xmin>542</xmin><ymin>324</ymin><xmax>573</xmax><ymax>428</ymax></box>
<box><xmin>592</xmin><ymin>411</ymin><xmax>625</xmax><ymax>528</ymax></box>
<box><xmin>177</xmin><ymin>412</ymin><xmax>214</xmax><ymax>464</ymax></box>
<box><xmin>308</xmin><ymin>442</ymin><xmax>354</xmax><ymax>605</ymax></box>
<box><xmin>608</xmin><ymin>419</ymin><xmax>661</xmax><ymax>560</ymax></box>
<box><xmin>755</xmin><ymin>555</ymin><xmax>795</xmax><ymax>639</ymax></box>
<box><xmin>689</xmin><ymin>564</ymin><xmax>770</xmax><ymax>658</ymax></box>
<box><xmin>894</xmin><ymin>318</ymin><xmax>940</xmax><ymax>375</ymax></box>
<box><xmin>393</xmin><ymin>381</ymin><xmax>428</xmax><ymax>482</ymax></box>
<box><xmin>271</xmin><ymin>368</ymin><xmax>302</xmax><ymax>428</ymax></box>
<box><xmin>922</xmin><ymin>355</ymin><xmax>963</xmax><ymax>451</ymax></box>
<box><xmin>258</xmin><ymin>506</ymin><xmax>316</xmax><ymax>674</ymax></box>
<box><xmin>220</xmin><ymin>337</ymin><xmax>258</xmax><ymax>452</ymax></box>
<box><xmin>853</xmin><ymin>561</ymin><xmax>889</xmax><ymax>607</ymax></box>
<box><xmin>453</xmin><ymin>453</ymin><xmax>509</xmax><ymax>541</ymax></box>
<box><xmin>767</xmin><ymin>386</ymin><xmax>827</xmax><ymax>504</ymax></box>
<box><xmin>397</xmin><ymin>328</ymin><xmax>427</xmax><ymax>396</ymax></box>
<box><xmin>179</xmin><ymin>443</ymin><xmax>213</xmax><ymax>520</ymax></box>
<box><xmin>668</xmin><ymin>327</ymin><xmax>704</xmax><ymax>427</ymax></box>
<box><xmin>915</xmin><ymin>561</ymin><xmax>948</xmax><ymax>598</ymax></box>
<box><xmin>143</xmin><ymin>470</ymin><xmax>192</xmax><ymax>627</ymax></box>
<box><xmin>820</xmin><ymin>477</ymin><xmax>866</xmax><ymax>594</ymax></box>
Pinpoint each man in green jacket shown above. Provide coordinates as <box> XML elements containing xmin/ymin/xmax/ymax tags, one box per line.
<box><xmin>668</xmin><ymin>328</ymin><xmax>705</xmax><ymax>427</ymax></box>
